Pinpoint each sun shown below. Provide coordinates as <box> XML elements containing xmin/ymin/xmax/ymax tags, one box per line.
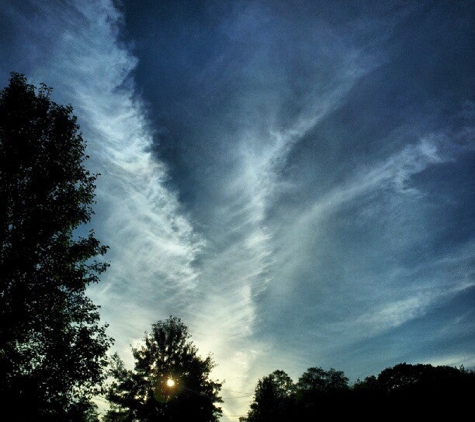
<box><xmin>166</xmin><ymin>378</ymin><xmax>175</xmax><ymax>388</ymax></box>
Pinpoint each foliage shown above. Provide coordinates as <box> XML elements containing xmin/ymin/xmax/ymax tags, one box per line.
<box><xmin>296</xmin><ymin>366</ymin><xmax>349</xmax><ymax>392</ymax></box>
<box><xmin>0</xmin><ymin>73</ymin><xmax>112</xmax><ymax>421</ymax></box>
<box><xmin>246</xmin><ymin>370</ymin><xmax>296</xmax><ymax>422</ymax></box>
<box><xmin>374</xmin><ymin>362</ymin><xmax>475</xmax><ymax>418</ymax></box>
<box><xmin>295</xmin><ymin>367</ymin><xmax>350</xmax><ymax>419</ymax></box>
<box><xmin>106</xmin><ymin>316</ymin><xmax>223</xmax><ymax>422</ymax></box>
<box><xmin>244</xmin><ymin>363</ymin><xmax>475</xmax><ymax>421</ymax></box>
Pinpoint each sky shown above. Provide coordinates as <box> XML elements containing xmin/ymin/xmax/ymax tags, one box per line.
<box><xmin>1</xmin><ymin>0</ymin><xmax>474</xmax><ymax>420</ymax></box>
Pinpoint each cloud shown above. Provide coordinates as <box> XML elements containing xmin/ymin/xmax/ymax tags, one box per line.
<box><xmin>4</xmin><ymin>0</ymin><xmax>204</xmax><ymax>364</ymax></box>
<box><xmin>2</xmin><ymin>1</ymin><xmax>474</xmax><ymax>421</ymax></box>
<box><xmin>251</xmin><ymin>117</ymin><xmax>475</xmax><ymax>378</ymax></box>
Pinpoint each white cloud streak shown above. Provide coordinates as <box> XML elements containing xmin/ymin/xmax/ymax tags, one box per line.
<box><xmin>185</xmin><ymin>50</ymin><xmax>373</xmax><ymax>422</ymax></box>
<box><xmin>263</xmin><ymin>127</ymin><xmax>475</xmax><ymax>375</ymax></box>
<box><xmin>24</xmin><ymin>0</ymin><xmax>204</xmax><ymax>373</ymax></box>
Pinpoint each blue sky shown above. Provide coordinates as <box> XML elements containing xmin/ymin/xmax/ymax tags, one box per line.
<box><xmin>1</xmin><ymin>0</ymin><xmax>474</xmax><ymax>420</ymax></box>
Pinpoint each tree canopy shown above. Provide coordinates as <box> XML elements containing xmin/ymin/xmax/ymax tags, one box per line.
<box><xmin>246</xmin><ymin>370</ymin><xmax>296</xmax><ymax>422</ymax></box>
<box><xmin>105</xmin><ymin>316</ymin><xmax>223</xmax><ymax>422</ymax></box>
<box><xmin>0</xmin><ymin>72</ymin><xmax>112</xmax><ymax>421</ymax></box>
<box><xmin>243</xmin><ymin>363</ymin><xmax>475</xmax><ymax>421</ymax></box>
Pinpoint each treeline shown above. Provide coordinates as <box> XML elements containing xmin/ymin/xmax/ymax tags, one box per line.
<box><xmin>241</xmin><ymin>363</ymin><xmax>475</xmax><ymax>421</ymax></box>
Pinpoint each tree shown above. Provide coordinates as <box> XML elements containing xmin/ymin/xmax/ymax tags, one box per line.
<box><xmin>351</xmin><ymin>375</ymin><xmax>383</xmax><ymax>414</ymax></box>
<box><xmin>106</xmin><ymin>316</ymin><xmax>223</xmax><ymax>422</ymax></box>
<box><xmin>376</xmin><ymin>363</ymin><xmax>475</xmax><ymax>418</ymax></box>
<box><xmin>245</xmin><ymin>363</ymin><xmax>475</xmax><ymax>420</ymax></box>
<box><xmin>246</xmin><ymin>370</ymin><xmax>296</xmax><ymax>422</ymax></box>
<box><xmin>350</xmin><ymin>363</ymin><xmax>475</xmax><ymax>418</ymax></box>
<box><xmin>0</xmin><ymin>73</ymin><xmax>112</xmax><ymax>421</ymax></box>
<box><xmin>297</xmin><ymin>366</ymin><xmax>349</xmax><ymax>392</ymax></box>
<box><xmin>295</xmin><ymin>367</ymin><xmax>349</xmax><ymax>419</ymax></box>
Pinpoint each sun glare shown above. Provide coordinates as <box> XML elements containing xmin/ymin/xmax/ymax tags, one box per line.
<box><xmin>166</xmin><ymin>378</ymin><xmax>175</xmax><ymax>388</ymax></box>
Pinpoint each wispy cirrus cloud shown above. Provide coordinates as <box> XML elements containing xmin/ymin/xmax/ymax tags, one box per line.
<box><xmin>2</xmin><ymin>1</ymin><xmax>474</xmax><ymax>421</ymax></box>
<box><xmin>6</xmin><ymin>0</ymin><xmax>205</xmax><ymax>359</ymax></box>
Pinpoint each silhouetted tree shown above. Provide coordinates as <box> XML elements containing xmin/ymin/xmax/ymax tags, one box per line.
<box><xmin>351</xmin><ymin>363</ymin><xmax>475</xmax><ymax>418</ymax></box>
<box><xmin>0</xmin><ymin>73</ymin><xmax>112</xmax><ymax>421</ymax></box>
<box><xmin>376</xmin><ymin>362</ymin><xmax>475</xmax><ymax>418</ymax></box>
<box><xmin>351</xmin><ymin>374</ymin><xmax>383</xmax><ymax>414</ymax></box>
<box><xmin>245</xmin><ymin>363</ymin><xmax>475</xmax><ymax>420</ymax></box>
<box><xmin>297</xmin><ymin>366</ymin><xmax>349</xmax><ymax>392</ymax></box>
<box><xmin>295</xmin><ymin>367</ymin><xmax>349</xmax><ymax>419</ymax></box>
<box><xmin>246</xmin><ymin>370</ymin><xmax>296</xmax><ymax>422</ymax></box>
<box><xmin>106</xmin><ymin>316</ymin><xmax>223</xmax><ymax>422</ymax></box>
